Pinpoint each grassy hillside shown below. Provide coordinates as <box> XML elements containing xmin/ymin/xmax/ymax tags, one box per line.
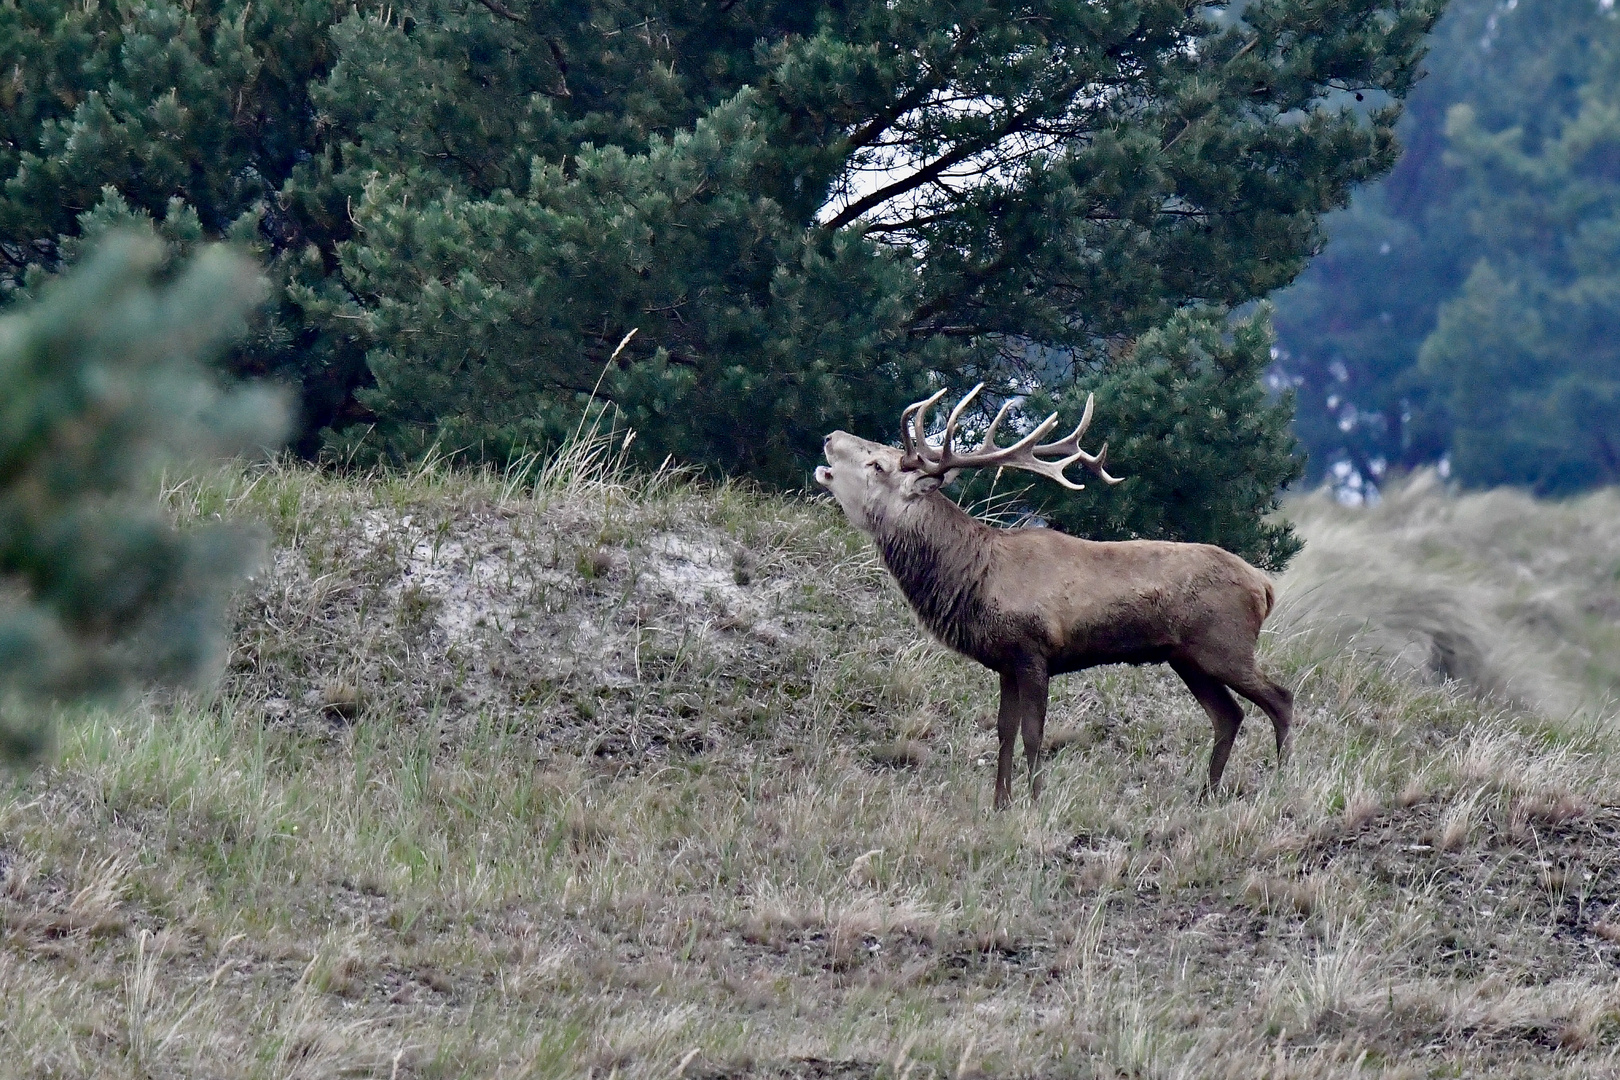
<box><xmin>1277</xmin><ymin>471</ymin><xmax>1620</xmax><ymax>719</ymax></box>
<box><xmin>3</xmin><ymin>443</ymin><xmax>1619</xmax><ymax>1078</ymax></box>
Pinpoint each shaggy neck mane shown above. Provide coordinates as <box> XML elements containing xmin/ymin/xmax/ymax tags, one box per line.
<box><xmin>870</xmin><ymin>492</ymin><xmax>996</xmax><ymax>654</ymax></box>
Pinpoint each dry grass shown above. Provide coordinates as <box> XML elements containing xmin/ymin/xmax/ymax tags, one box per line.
<box><xmin>1275</xmin><ymin>469</ymin><xmax>1620</xmax><ymax>720</ymax></box>
<box><xmin>2</xmin><ymin>443</ymin><xmax>1619</xmax><ymax>1077</ymax></box>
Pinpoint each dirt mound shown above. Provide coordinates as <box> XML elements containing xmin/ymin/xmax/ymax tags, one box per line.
<box><xmin>229</xmin><ymin>474</ymin><xmax>880</xmax><ymax>764</ymax></box>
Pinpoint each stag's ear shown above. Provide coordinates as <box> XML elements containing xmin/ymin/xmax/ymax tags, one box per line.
<box><xmin>909</xmin><ymin>472</ymin><xmax>945</xmax><ymax>494</ymax></box>
<box><xmin>911</xmin><ymin>468</ymin><xmax>962</xmax><ymax>493</ymax></box>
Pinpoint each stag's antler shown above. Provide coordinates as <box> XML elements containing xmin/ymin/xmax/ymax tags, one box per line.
<box><xmin>899</xmin><ymin>383</ymin><xmax>1123</xmax><ymax>489</ymax></box>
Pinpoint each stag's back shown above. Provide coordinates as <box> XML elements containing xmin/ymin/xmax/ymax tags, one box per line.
<box><xmin>989</xmin><ymin>529</ymin><xmax>1274</xmax><ymax>668</ymax></box>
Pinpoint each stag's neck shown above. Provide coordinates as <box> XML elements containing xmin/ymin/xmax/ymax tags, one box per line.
<box><xmin>871</xmin><ymin>493</ymin><xmax>996</xmax><ymax>656</ymax></box>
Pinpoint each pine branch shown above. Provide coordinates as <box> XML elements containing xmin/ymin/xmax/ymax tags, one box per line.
<box><xmin>842</xmin><ymin>24</ymin><xmax>980</xmax><ymax>155</ymax></box>
<box><xmin>471</xmin><ymin>0</ymin><xmax>524</xmax><ymax>22</ymax></box>
<box><xmin>822</xmin><ymin>76</ymin><xmax>1090</xmax><ymax>232</ymax></box>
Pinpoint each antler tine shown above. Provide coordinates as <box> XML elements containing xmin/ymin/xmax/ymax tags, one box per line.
<box><xmin>940</xmin><ymin>382</ymin><xmax>985</xmax><ymax>457</ymax></box>
<box><xmin>1052</xmin><ymin>440</ymin><xmax>1123</xmax><ymax>484</ymax></box>
<box><xmin>975</xmin><ymin>399</ymin><xmax>1016</xmax><ymax>453</ymax></box>
<box><xmin>898</xmin><ymin>402</ymin><xmax>921</xmax><ymax>456</ymax></box>
<box><xmin>1077</xmin><ymin>441</ymin><xmax>1122</xmax><ymax>484</ymax></box>
<box><xmin>1030</xmin><ymin>393</ymin><xmax>1124</xmax><ymax>484</ymax></box>
<box><xmin>899</xmin><ymin>387</ymin><xmax>949</xmax><ymax>460</ymax></box>
<box><xmin>1034</xmin><ymin>392</ymin><xmax>1094</xmax><ymax>456</ymax></box>
<box><xmin>1015</xmin><ymin>452</ymin><xmax>1090</xmax><ymax>491</ymax></box>
<box><xmin>1003</xmin><ymin>411</ymin><xmax>1064</xmax><ymax>454</ymax></box>
<box><xmin>1040</xmin><ymin>445</ymin><xmax>1122</xmax><ymax>487</ymax></box>
<box><xmin>1082</xmin><ymin>440</ymin><xmax>1122</xmax><ymax>484</ymax></box>
<box><xmin>914</xmin><ymin>387</ymin><xmax>950</xmax><ymax>455</ymax></box>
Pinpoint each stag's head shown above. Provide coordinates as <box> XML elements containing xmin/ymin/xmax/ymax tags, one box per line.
<box><xmin>815</xmin><ymin>431</ymin><xmax>931</xmax><ymax>534</ymax></box>
<box><xmin>816</xmin><ymin>384</ymin><xmax>1122</xmax><ymax>532</ymax></box>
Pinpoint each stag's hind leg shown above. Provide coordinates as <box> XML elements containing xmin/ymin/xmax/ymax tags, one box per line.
<box><xmin>1228</xmin><ymin>670</ymin><xmax>1294</xmax><ymax>768</ymax></box>
<box><xmin>1170</xmin><ymin>660</ymin><xmax>1246</xmax><ymax>791</ymax></box>
<box><xmin>1182</xmin><ymin>646</ymin><xmax>1295</xmax><ymax>771</ymax></box>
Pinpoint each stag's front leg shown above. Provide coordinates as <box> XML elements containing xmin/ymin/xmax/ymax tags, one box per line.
<box><xmin>993</xmin><ymin>662</ymin><xmax>1049</xmax><ymax>809</ymax></box>
<box><xmin>1022</xmin><ymin>667</ymin><xmax>1051</xmax><ymax>803</ymax></box>
<box><xmin>993</xmin><ymin>670</ymin><xmax>1021</xmax><ymax>810</ymax></box>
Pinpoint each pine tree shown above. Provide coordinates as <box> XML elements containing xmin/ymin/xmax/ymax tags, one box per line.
<box><xmin>1272</xmin><ymin>0</ymin><xmax>1620</xmax><ymax>490</ymax></box>
<box><xmin>0</xmin><ymin>235</ymin><xmax>286</xmax><ymax>763</ymax></box>
<box><xmin>0</xmin><ymin>0</ymin><xmax>354</xmax><ymax>449</ymax></box>
<box><xmin>315</xmin><ymin>0</ymin><xmax>1438</xmax><ymax>565</ymax></box>
<box><xmin>1418</xmin><ymin>39</ymin><xmax>1620</xmax><ymax>492</ymax></box>
<box><xmin>3</xmin><ymin>0</ymin><xmax>1447</xmax><ymax>564</ymax></box>
<box><xmin>1038</xmin><ymin>307</ymin><xmax>1304</xmax><ymax>570</ymax></box>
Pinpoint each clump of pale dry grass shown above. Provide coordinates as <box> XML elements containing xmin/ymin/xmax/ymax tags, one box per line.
<box><xmin>1274</xmin><ymin>469</ymin><xmax>1620</xmax><ymax>720</ymax></box>
<box><xmin>1</xmin><ymin>445</ymin><xmax>1618</xmax><ymax>1077</ymax></box>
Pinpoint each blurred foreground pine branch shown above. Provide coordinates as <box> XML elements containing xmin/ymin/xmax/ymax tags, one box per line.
<box><xmin>0</xmin><ymin>234</ymin><xmax>286</xmax><ymax>763</ymax></box>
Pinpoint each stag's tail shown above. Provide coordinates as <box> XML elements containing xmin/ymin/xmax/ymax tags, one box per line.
<box><xmin>1262</xmin><ymin>578</ymin><xmax>1276</xmax><ymax>621</ymax></box>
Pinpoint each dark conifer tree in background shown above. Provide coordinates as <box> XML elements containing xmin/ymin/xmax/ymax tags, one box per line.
<box><xmin>1</xmin><ymin>1</ymin><xmax>1447</xmax><ymax>567</ymax></box>
<box><xmin>1415</xmin><ymin>27</ymin><xmax>1620</xmax><ymax>493</ymax></box>
<box><xmin>0</xmin><ymin>0</ymin><xmax>350</xmax><ymax>441</ymax></box>
<box><xmin>1273</xmin><ymin>0</ymin><xmax>1620</xmax><ymax>495</ymax></box>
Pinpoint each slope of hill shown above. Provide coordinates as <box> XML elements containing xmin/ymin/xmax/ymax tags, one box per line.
<box><xmin>2</xmin><ymin>443</ymin><xmax>1618</xmax><ymax>1078</ymax></box>
<box><xmin>1276</xmin><ymin>470</ymin><xmax>1620</xmax><ymax>720</ymax></box>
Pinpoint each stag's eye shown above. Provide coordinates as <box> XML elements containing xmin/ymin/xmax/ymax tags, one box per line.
<box><xmin>867</xmin><ymin>461</ymin><xmax>884</xmax><ymax>474</ymax></box>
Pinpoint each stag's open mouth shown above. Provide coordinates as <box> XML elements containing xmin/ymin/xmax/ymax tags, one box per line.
<box><xmin>814</xmin><ymin>465</ymin><xmax>833</xmax><ymax>488</ymax></box>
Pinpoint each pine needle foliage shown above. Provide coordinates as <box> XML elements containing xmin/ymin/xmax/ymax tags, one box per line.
<box><xmin>0</xmin><ymin>235</ymin><xmax>287</xmax><ymax>763</ymax></box>
<box><xmin>0</xmin><ymin>0</ymin><xmax>1447</xmax><ymax>564</ymax></box>
<box><xmin>1047</xmin><ymin>307</ymin><xmax>1304</xmax><ymax>570</ymax></box>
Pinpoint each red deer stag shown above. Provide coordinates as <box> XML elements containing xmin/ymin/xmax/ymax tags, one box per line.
<box><xmin>815</xmin><ymin>385</ymin><xmax>1293</xmax><ymax>808</ymax></box>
